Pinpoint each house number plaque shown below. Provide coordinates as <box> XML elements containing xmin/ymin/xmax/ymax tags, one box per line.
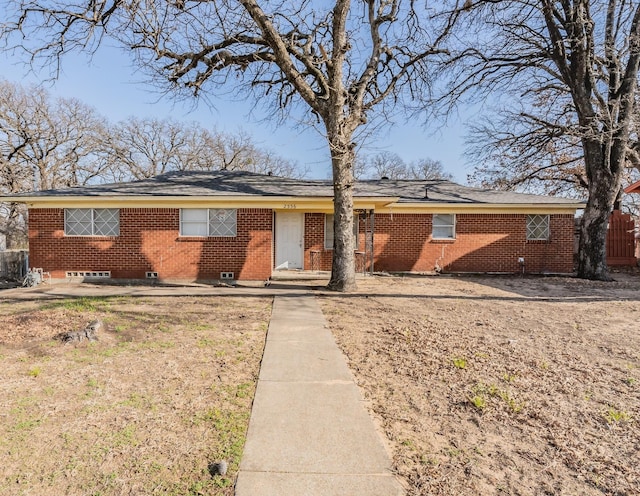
<box><xmin>283</xmin><ymin>204</ymin><xmax>297</xmax><ymax>209</ymax></box>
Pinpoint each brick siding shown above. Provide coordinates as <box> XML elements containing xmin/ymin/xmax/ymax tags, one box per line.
<box><xmin>28</xmin><ymin>209</ymin><xmax>574</xmax><ymax>280</ymax></box>
<box><xmin>28</xmin><ymin>208</ymin><xmax>273</xmax><ymax>281</ymax></box>
<box><xmin>303</xmin><ymin>212</ymin><xmax>574</xmax><ymax>274</ymax></box>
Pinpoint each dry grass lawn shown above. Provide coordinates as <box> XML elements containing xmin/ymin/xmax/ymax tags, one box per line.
<box><xmin>2</xmin><ymin>273</ymin><xmax>639</xmax><ymax>496</ymax></box>
<box><xmin>319</xmin><ymin>273</ymin><xmax>640</xmax><ymax>495</ymax></box>
<box><xmin>0</xmin><ymin>294</ymin><xmax>271</xmax><ymax>496</ymax></box>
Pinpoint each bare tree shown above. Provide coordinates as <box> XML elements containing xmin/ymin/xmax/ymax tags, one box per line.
<box><xmin>100</xmin><ymin>117</ymin><xmax>302</xmax><ymax>181</ymax></box>
<box><xmin>466</xmin><ymin>114</ymin><xmax>640</xmax><ymax>202</ymax></box>
<box><xmin>622</xmin><ymin>169</ymin><xmax>640</xmax><ymax>218</ymax></box>
<box><xmin>351</xmin><ymin>153</ymin><xmax>369</xmax><ymax>180</ymax></box>
<box><xmin>206</xmin><ymin>129</ymin><xmax>303</xmax><ymax>177</ymax></box>
<box><xmin>1</xmin><ymin>1</ymin><xmax>454</xmax><ymax>291</ymax></box>
<box><xmin>362</xmin><ymin>151</ymin><xmax>453</xmax><ymax>179</ymax></box>
<box><xmin>0</xmin><ymin>79</ymin><xmax>108</xmax><ymax>246</ymax></box>
<box><xmin>0</xmin><ymin>79</ymin><xmax>108</xmax><ymax>190</ymax></box>
<box><xmin>466</xmin><ymin>110</ymin><xmax>589</xmax><ymax>198</ymax></box>
<box><xmin>367</xmin><ymin>151</ymin><xmax>408</xmax><ymax>179</ymax></box>
<box><xmin>441</xmin><ymin>1</ymin><xmax>640</xmax><ymax>280</ymax></box>
<box><xmin>102</xmin><ymin>117</ymin><xmax>208</xmax><ymax>180</ymax></box>
<box><xmin>409</xmin><ymin>157</ymin><xmax>454</xmax><ymax>180</ymax></box>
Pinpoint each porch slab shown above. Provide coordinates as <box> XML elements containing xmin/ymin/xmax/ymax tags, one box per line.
<box><xmin>270</xmin><ymin>270</ymin><xmax>331</xmax><ymax>281</ymax></box>
<box><xmin>270</xmin><ymin>270</ymin><xmax>372</xmax><ymax>281</ymax></box>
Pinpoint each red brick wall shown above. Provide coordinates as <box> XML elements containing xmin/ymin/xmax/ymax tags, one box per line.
<box><xmin>303</xmin><ymin>212</ymin><xmax>574</xmax><ymax>274</ymax></box>
<box><xmin>304</xmin><ymin>213</ymin><xmax>329</xmax><ymax>270</ymax></box>
<box><xmin>375</xmin><ymin>213</ymin><xmax>574</xmax><ymax>274</ymax></box>
<box><xmin>28</xmin><ymin>208</ymin><xmax>273</xmax><ymax>281</ymax></box>
<box><xmin>304</xmin><ymin>213</ymin><xmax>367</xmax><ymax>271</ymax></box>
<box><xmin>28</xmin><ymin>209</ymin><xmax>575</xmax><ymax>280</ymax></box>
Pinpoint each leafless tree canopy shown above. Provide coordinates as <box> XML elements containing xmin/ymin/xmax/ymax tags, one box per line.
<box><xmin>0</xmin><ymin>80</ymin><xmax>108</xmax><ymax>191</ymax></box>
<box><xmin>438</xmin><ymin>0</ymin><xmax>640</xmax><ymax>279</ymax></box>
<box><xmin>1</xmin><ymin>1</ymin><xmax>450</xmax><ymax>127</ymax></box>
<box><xmin>360</xmin><ymin>151</ymin><xmax>454</xmax><ymax>180</ymax></box>
<box><xmin>465</xmin><ymin>112</ymin><xmax>590</xmax><ymax>198</ymax></box>
<box><xmin>102</xmin><ymin>118</ymin><xmax>301</xmax><ymax>181</ymax></box>
<box><xmin>0</xmin><ymin>80</ymin><xmax>108</xmax><ymax>248</ymax></box>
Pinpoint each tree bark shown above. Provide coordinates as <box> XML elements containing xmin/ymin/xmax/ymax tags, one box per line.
<box><xmin>326</xmin><ymin>131</ymin><xmax>357</xmax><ymax>292</ymax></box>
<box><xmin>324</xmin><ymin>0</ymin><xmax>357</xmax><ymax>292</ymax></box>
<box><xmin>577</xmin><ymin>151</ymin><xmax>622</xmax><ymax>281</ymax></box>
<box><xmin>578</xmin><ymin>195</ymin><xmax>612</xmax><ymax>280</ymax></box>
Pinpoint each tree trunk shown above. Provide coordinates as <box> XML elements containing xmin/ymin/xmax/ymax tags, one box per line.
<box><xmin>326</xmin><ymin>132</ymin><xmax>357</xmax><ymax>292</ymax></box>
<box><xmin>577</xmin><ymin>156</ymin><xmax>621</xmax><ymax>281</ymax></box>
<box><xmin>5</xmin><ymin>203</ymin><xmax>27</xmax><ymax>249</ymax></box>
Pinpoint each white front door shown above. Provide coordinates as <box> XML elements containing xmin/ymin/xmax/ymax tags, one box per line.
<box><xmin>275</xmin><ymin>212</ymin><xmax>304</xmax><ymax>270</ymax></box>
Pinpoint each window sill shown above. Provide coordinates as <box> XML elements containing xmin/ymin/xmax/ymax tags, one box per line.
<box><xmin>64</xmin><ymin>235</ymin><xmax>119</xmax><ymax>238</ymax></box>
<box><xmin>526</xmin><ymin>239</ymin><xmax>551</xmax><ymax>244</ymax></box>
<box><xmin>321</xmin><ymin>248</ymin><xmax>365</xmax><ymax>252</ymax></box>
<box><xmin>178</xmin><ymin>236</ymin><xmax>237</xmax><ymax>241</ymax></box>
<box><xmin>430</xmin><ymin>238</ymin><xmax>456</xmax><ymax>243</ymax></box>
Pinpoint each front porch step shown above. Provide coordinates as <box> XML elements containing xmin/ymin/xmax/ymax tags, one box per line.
<box><xmin>270</xmin><ymin>270</ymin><xmax>371</xmax><ymax>281</ymax></box>
<box><xmin>270</xmin><ymin>270</ymin><xmax>331</xmax><ymax>281</ymax></box>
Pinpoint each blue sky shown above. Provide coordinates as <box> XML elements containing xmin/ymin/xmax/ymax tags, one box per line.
<box><xmin>0</xmin><ymin>44</ymin><xmax>472</xmax><ymax>183</ymax></box>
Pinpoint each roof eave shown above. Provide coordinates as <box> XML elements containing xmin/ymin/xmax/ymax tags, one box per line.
<box><xmin>383</xmin><ymin>202</ymin><xmax>584</xmax><ymax>213</ymax></box>
<box><xmin>1</xmin><ymin>195</ymin><xmax>584</xmax><ymax>212</ymax></box>
<box><xmin>1</xmin><ymin>194</ymin><xmax>400</xmax><ymax>209</ymax></box>
<box><xmin>394</xmin><ymin>201</ymin><xmax>585</xmax><ymax>207</ymax></box>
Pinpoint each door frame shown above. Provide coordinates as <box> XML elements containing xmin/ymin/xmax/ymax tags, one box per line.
<box><xmin>274</xmin><ymin>212</ymin><xmax>304</xmax><ymax>270</ymax></box>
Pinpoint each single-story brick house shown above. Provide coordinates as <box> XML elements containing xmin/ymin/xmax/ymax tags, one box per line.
<box><xmin>0</xmin><ymin>170</ymin><xmax>584</xmax><ymax>281</ymax></box>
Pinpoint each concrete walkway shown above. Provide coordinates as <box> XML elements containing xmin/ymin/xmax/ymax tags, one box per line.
<box><xmin>235</xmin><ymin>295</ymin><xmax>404</xmax><ymax>496</ymax></box>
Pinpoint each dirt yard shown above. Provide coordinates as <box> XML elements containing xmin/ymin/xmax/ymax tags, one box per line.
<box><xmin>0</xmin><ymin>293</ymin><xmax>271</xmax><ymax>496</ymax></box>
<box><xmin>319</xmin><ymin>272</ymin><xmax>640</xmax><ymax>496</ymax></box>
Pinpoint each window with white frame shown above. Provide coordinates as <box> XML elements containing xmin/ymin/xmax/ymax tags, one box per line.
<box><xmin>324</xmin><ymin>214</ymin><xmax>359</xmax><ymax>250</ymax></box>
<box><xmin>65</xmin><ymin>209</ymin><xmax>119</xmax><ymax>236</ymax></box>
<box><xmin>526</xmin><ymin>214</ymin><xmax>550</xmax><ymax>240</ymax></box>
<box><xmin>432</xmin><ymin>213</ymin><xmax>456</xmax><ymax>239</ymax></box>
<box><xmin>180</xmin><ymin>209</ymin><xmax>237</xmax><ymax>237</ymax></box>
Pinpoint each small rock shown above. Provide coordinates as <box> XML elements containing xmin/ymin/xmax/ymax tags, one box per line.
<box><xmin>60</xmin><ymin>319</ymin><xmax>103</xmax><ymax>343</ymax></box>
<box><xmin>208</xmin><ymin>460</ymin><xmax>228</xmax><ymax>476</ymax></box>
<box><xmin>61</xmin><ymin>330</ymin><xmax>83</xmax><ymax>343</ymax></box>
<box><xmin>84</xmin><ymin>320</ymin><xmax>102</xmax><ymax>342</ymax></box>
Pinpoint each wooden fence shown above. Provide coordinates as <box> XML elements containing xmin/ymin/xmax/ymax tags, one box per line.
<box><xmin>607</xmin><ymin>210</ymin><xmax>637</xmax><ymax>266</ymax></box>
<box><xmin>0</xmin><ymin>250</ymin><xmax>28</xmax><ymax>280</ymax></box>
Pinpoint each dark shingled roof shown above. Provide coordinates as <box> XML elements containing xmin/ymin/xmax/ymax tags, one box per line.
<box><xmin>5</xmin><ymin>170</ymin><xmax>583</xmax><ymax>205</ymax></box>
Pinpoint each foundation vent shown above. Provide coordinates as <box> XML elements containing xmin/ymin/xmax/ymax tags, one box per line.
<box><xmin>66</xmin><ymin>271</ymin><xmax>111</xmax><ymax>278</ymax></box>
<box><xmin>146</xmin><ymin>272</ymin><xmax>159</xmax><ymax>279</ymax></box>
<box><xmin>220</xmin><ymin>272</ymin><xmax>235</xmax><ymax>280</ymax></box>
